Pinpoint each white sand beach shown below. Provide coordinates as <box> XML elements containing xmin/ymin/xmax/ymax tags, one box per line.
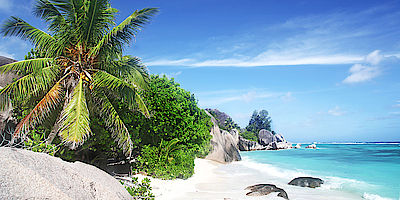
<box><xmin>135</xmin><ymin>158</ymin><xmax>363</xmax><ymax>200</ymax></box>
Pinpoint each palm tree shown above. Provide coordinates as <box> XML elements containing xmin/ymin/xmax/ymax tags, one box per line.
<box><xmin>0</xmin><ymin>0</ymin><xmax>158</xmax><ymax>157</ymax></box>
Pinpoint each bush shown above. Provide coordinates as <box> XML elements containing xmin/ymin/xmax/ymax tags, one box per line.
<box><xmin>239</xmin><ymin>131</ymin><xmax>258</xmax><ymax>141</ymax></box>
<box><xmin>121</xmin><ymin>177</ymin><xmax>154</xmax><ymax>200</ymax></box>
<box><xmin>127</xmin><ymin>75</ymin><xmax>212</xmax><ymax>179</ymax></box>
<box><xmin>136</xmin><ymin>139</ymin><xmax>195</xmax><ymax>179</ymax></box>
<box><xmin>24</xmin><ymin>130</ymin><xmax>59</xmax><ymax>156</ymax></box>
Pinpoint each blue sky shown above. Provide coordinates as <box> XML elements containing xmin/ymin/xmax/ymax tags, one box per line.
<box><xmin>1</xmin><ymin>0</ymin><xmax>400</xmax><ymax>142</ymax></box>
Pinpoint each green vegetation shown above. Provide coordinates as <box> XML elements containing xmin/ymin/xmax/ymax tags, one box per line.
<box><xmin>239</xmin><ymin>130</ymin><xmax>258</xmax><ymax>141</ymax></box>
<box><xmin>128</xmin><ymin>75</ymin><xmax>212</xmax><ymax>179</ymax></box>
<box><xmin>0</xmin><ymin>2</ymin><xmax>211</xmax><ymax>195</ymax></box>
<box><xmin>206</xmin><ymin>108</ymin><xmax>240</xmax><ymax>132</ymax></box>
<box><xmin>245</xmin><ymin>110</ymin><xmax>272</xmax><ymax>139</ymax></box>
<box><xmin>0</xmin><ymin>0</ymin><xmax>158</xmax><ymax>157</ymax></box>
<box><xmin>120</xmin><ymin>177</ymin><xmax>155</xmax><ymax>200</ymax></box>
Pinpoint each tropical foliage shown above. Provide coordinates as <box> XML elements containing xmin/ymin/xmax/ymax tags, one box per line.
<box><xmin>120</xmin><ymin>177</ymin><xmax>154</xmax><ymax>200</ymax></box>
<box><xmin>246</xmin><ymin>110</ymin><xmax>272</xmax><ymax>138</ymax></box>
<box><xmin>206</xmin><ymin>108</ymin><xmax>240</xmax><ymax>132</ymax></box>
<box><xmin>128</xmin><ymin>75</ymin><xmax>212</xmax><ymax>179</ymax></box>
<box><xmin>0</xmin><ymin>0</ymin><xmax>158</xmax><ymax>156</ymax></box>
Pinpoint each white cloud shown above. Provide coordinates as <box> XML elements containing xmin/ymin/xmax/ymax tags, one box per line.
<box><xmin>342</xmin><ymin>50</ymin><xmax>384</xmax><ymax>84</ymax></box>
<box><xmin>160</xmin><ymin>71</ymin><xmax>182</xmax><ymax>79</ymax></box>
<box><xmin>145</xmin><ymin>7</ymin><xmax>400</xmax><ymax>68</ymax></box>
<box><xmin>392</xmin><ymin>100</ymin><xmax>400</xmax><ymax>108</ymax></box>
<box><xmin>365</xmin><ymin>50</ymin><xmax>383</xmax><ymax>65</ymax></box>
<box><xmin>146</xmin><ymin>59</ymin><xmax>194</xmax><ymax>66</ymax></box>
<box><xmin>147</xmin><ymin>54</ymin><xmax>363</xmax><ymax>67</ymax></box>
<box><xmin>0</xmin><ymin>0</ymin><xmax>12</xmax><ymax>11</ymax></box>
<box><xmin>197</xmin><ymin>89</ymin><xmax>292</xmax><ymax>107</ymax></box>
<box><xmin>281</xmin><ymin>92</ymin><xmax>294</xmax><ymax>102</ymax></box>
<box><xmin>328</xmin><ymin>106</ymin><xmax>347</xmax><ymax>116</ymax></box>
<box><xmin>343</xmin><ymin>64</ymin><xmax>380</xmax><ymax>84</ymax></box>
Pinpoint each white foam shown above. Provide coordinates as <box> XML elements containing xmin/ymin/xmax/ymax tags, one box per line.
<box><xmin>363</xmin><ymin>193</ymin><xmax>394</xmax><ymax>200</ymax></box>
<box><xmin>237</xmin><ymin>156</ymin><xmax>308</xmax><ymax>180</ymax></box>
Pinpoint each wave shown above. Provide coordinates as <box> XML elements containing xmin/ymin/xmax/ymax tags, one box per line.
<box><xmin>363</xmin><ymin>193</ymin><xmax>394</xmax><ymax>200</ymax></box>
<box><xmin>237</xmin><ymin>156</ymin><xmax>309</xmax><ymax>180</ymax></box>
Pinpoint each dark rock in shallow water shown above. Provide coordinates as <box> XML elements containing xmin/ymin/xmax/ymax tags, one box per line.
<box><xmin>238</xmin><ymin>136</ymin><xmax>265</xmax><ymax>151</ymax></box>
<box><xmin>245</xmin><ymin>184</ymin><xmax>289</xmax><ymax>199</ymax></box>
<box><xmin>258</xmin><ymin>129</ymin><xmax>275</xmax><ymax>146</ymax></box>
<box><xmin>288</xmin><ymin>177</ymin><xmax>324</xmax><ymax>188</ymax></box>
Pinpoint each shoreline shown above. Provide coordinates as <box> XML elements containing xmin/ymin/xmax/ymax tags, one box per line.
<box><xmin>135</xmin><ymin>158</ymin><xmax>363</xmax><ymax>200</ymax></box>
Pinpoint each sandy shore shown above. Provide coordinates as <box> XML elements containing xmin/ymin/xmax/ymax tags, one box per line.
<box><xmin>134</xmin><ymin>158</ymin><xmax>363</xmax><ymax>200</ymax></box>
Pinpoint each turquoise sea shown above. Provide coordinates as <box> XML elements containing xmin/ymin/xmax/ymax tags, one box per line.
<box><xmin>241</xmin><ymin>143</ymin><xmax>400</xmax><ymax>200</ymax></box>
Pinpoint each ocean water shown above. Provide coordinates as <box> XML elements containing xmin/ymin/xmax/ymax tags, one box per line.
<box><xmin>240</xmin><ymin>143</ymin><xmax>400</xmax><ymax>200</ymax></box>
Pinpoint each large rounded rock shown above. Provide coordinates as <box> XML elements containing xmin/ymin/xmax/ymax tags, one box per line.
<box><xmin>288</xmin><ymin>177</ymin><xmax>324</xmax><ymax>188</ymax></box>
<box><xmin>204</xmin><ymin>111</ymin><xmax>241</xmax><ymax>163</ymax></box>
<box><xmin>274</xmin><ymin>133</ymin><xmax>285</xmax><ymax>143</ymax></box>
<box><xmin>0</xmin><ymin>147</ymin><xmax>132</xmax><ymax>200</ymax></box>
<box><xmin>238</xmin><ymin>136</ymin><xmax>265</xmax><ymax>151</ymax></box>
<box><xmin>258</xmin><ymin>129</ymin><xmax>275</xmax><ymax>146</ymax></box>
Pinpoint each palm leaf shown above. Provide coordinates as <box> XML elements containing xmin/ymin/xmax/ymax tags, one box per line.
<box><xmin>90</xmin><ymin>7</ymin><xmax>158</xmax><ymax>56</ymax></box>
<box><xmin>14</xmin><ymin>82</ymin><xmax>64</xmax><ymax>137</ymax></box>
<box><xmin>107</xmin><ymin>56</ymin><xmax>150</xmax><ymax>90</ymax></box>
<box><xmin>0</xmin><ymin>58</ymin><xmax>53</xmax><ymax>75</ymax></box>
<box><xmin>0</xmin><ymin>66</ymin><xmax>60</xmax><ymax>101</ymax></box>
<box><xmin>94</xmin><ymin>91</ymin><xmax>133</xmax><ymax>156</ymax></box>
<box><xmin>1</xmin><ymin>17</ymin><xmax>56</xmax><ymax>52</ymax></box>
<box><xmin>91</xmin><ymin>70</ymin><xmax>150</xmax><ymax>117</ymax></box>
<box><xmin>0</xmin><ymin>91</ymin><xmax>12</xmax><ymax>111</ymax></box>
<box><xmin>33</xmin><ymin>0</ymin><xmax>68</xmax><ymax>32</ymax></box>
<box><xmin>58</xmin><ymin>77</ymin><xmax>91</xmax><ymax>148</ymax></box>
<box><xmin>83</xmin><ymin>0</ymin><xmax>114</xmax><ymax>46</ymax></box>
<box><xmin>134</xmin><ymin>92</ymin><xmax>150</xmax><ymax>118</ymax></box>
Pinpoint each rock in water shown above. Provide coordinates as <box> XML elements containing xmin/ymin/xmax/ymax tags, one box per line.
<box><xmin>237</xmin><ymin>136</ymin><xmax>265</xmax><ymax>151</ymax></box>
<box><xmin>0</xmin><ymin>147</ymin><xmax>132</xmax><ymax>200</ymax></box>
<box><xmin>288</xmin><ymin>177</ymin><xmax>324</xmax><ymax>188</ymax></box>
<box><xmin>258</xmin><ymin>129</ymin><xmax>275</xmax><ymax>146</ymax></box>
<box><xmin>245</xmin><ymin>184</ymin><xmax>289</xmax><ymax>199</ymax></box>
<box><xmin>204</xmin><ymin>111</ymin><xmax>241</xmax><ymax>163</ymax></box>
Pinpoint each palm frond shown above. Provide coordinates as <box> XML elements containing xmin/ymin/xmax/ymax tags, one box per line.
<box><xmin>0</xmin><ymin>65</ymin><xmax>60</xmax><ymax>100</ymax></box>
<box><xmin>33</xmin><ymin>0</ymin><xmax>64</xmax><ymax>22</ymax></box>
<box><xmin>91</xmin><ymin>70</ymin><xmax>149</xmax><ymax>117</ymax></box>
<box><xmin>1</xmin><ymin>17</ymin><xmax>56</xmax><ymax>51</ymax></box>
<box><xmin>83</xmin><ymin>0</ymin><xmax>114</xmax><ymax>46</ymax></box>
<box><xmin>90</xmin><ymin>7</ymin><xmax>158</xmax><ymax>56</ymax></box>
<box><xmin>107</xmin><ymin>56</ymin><xmax>150</xmax><ymax>90</ymax></box>
<box><xmin>0</xmin><ymin>58</ymin><xmax>53</xmax><ymax>75</ymax></box>
<box><xmin>33</xmin><ymin>0</ymin><xmax>67</xmax><ymax>31</ymax></box>
<box><xmin>58</xmin><ymin>77</ymin><xmax>91</xmax><ymax>148</ymax></box>
<box><xmin>134</xmin><ymin>92</ymin><xmax>150</xmax><ymax>118</ymax></box>
<box><xmin>94</xmin><ymin>91</ymin><xmax>133</xmax><ymax>156</ymax></box>
<box><xmin>0</xmin><ymin>91</ymin><xmax>12</xmax><ymax>111</ymax></box>
<box><xmin>14</xmin><ymin>82</ymin><xmax>64</xmax><ymax>137</ymax></box>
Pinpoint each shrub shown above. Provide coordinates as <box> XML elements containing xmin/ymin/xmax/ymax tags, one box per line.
<box><xmin>136</xmin><ymin>139</ymin><xmax>195</xmax><ymax>179</ymax></box>
<box><xmin>126</xmin><ymin>75</ymin><xmax>212</xmax><ymax>179</ymax></box>
<box><xmin>121</xmin><ymin>177</ymin><xmax>154</xmax><ymax>200</ymax></box>
<box><xmin>239</xmin><ymin>131</ymin><xmax>258</xmax><ymax>141</ymax></box>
